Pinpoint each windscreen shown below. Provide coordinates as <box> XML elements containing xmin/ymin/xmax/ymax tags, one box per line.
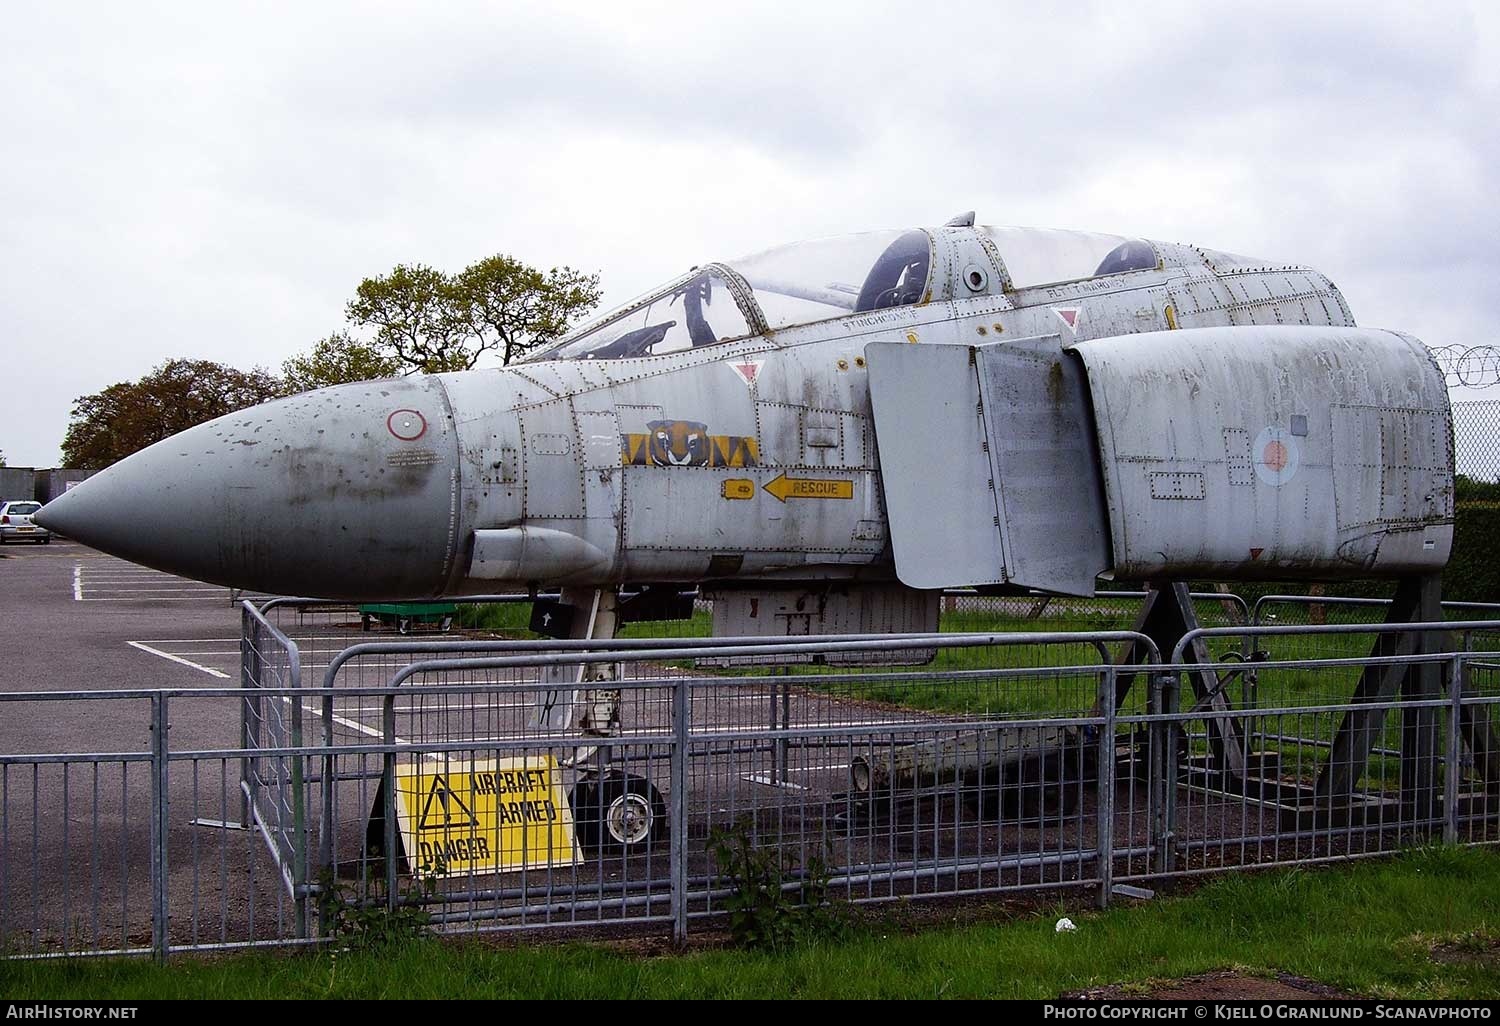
<box><xmin>536</xmin><ymin>229</ymin><xmax>937</xmax><ymax>361</ymax></box>
<box><xmin>981</xmin><ymin>227</ymin><xmax>1158</xmax><ymax>288</ymax></box>
<box><xmin>544</xmin><ymin>270</ymin><xmax>752</xmax><ymax>361</ymax></box>
<box><xmin>724</xmin><ymin>229</ymin><xmax>932</xmax><ymax>330</ymax></box>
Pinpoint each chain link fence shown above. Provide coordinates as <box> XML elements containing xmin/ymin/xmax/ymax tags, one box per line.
<box><xmin>1452</xmin><ymin>399</ymin><xmax>1500</xmax><ymax>481</ymax></box>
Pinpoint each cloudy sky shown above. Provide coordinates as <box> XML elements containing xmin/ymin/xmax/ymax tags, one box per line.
<box><xmin>2</xmin><ymin>1</ymin><xmax>1496</xmax><ymax>467</ymax></box>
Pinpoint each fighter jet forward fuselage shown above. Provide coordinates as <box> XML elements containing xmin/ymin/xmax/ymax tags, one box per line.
<box><xmin>40</xmin><ymin>217</ymin><xmax>1455</xmax><ymax>643</ymax></box>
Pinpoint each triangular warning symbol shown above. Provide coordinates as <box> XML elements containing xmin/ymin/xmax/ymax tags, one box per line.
<box><xmin>727</xmin><ymin>359</ymin><xmax>763</xmax><ymax>387</ymax></box>
<box><xmin>1052</xmin><ymin>307</ymin><xmax>1081</xmax><ymax>332</ymax></box>
<box><xmin>418</xmin><ymin>774</ymin><xmax>478</xmax><ymax>830</ymax></box>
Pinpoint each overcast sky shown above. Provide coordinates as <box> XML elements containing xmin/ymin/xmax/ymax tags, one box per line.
<box><xmin>2</xmin><ymin>1</ymin><xmax>1496</xmax><ymax>468</ymax></box>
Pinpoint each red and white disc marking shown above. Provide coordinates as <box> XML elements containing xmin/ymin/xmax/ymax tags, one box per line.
<box><xmin>1253</xmin><ymin>425</ymin><xmax>1299</xmax><ymax>486</ymax></box>
<box><xmin>387</xmin><ymin>409</ymin><xmax>427</xmax><ymax>441</ymax></box>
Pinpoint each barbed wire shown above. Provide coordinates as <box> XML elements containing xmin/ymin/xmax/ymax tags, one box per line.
<box><xmin>1430</xmin><ymin>345</ymin><xmax>1500</xmax><ymax>389</ymax></box>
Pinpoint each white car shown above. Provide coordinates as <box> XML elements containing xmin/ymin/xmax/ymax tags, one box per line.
<box><xmin>0</xmin><ymin>500</ymin><xmax>49</xmax><ymax>544</ymax></box>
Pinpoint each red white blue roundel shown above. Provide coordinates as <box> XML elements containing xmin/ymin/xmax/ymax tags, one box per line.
<box><xmin>1253</xmin><ymin>426</ymin><xmax>1299</xmax><ymax>486</ymax></box>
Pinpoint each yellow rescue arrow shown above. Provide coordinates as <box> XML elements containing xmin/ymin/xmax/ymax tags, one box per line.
<box><xmin>763</xmin><ymin>473</ymin><xmax>854</xmax><ymax>503</ymax></box>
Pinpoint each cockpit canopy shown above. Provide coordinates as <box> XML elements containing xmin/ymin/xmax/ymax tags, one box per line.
<box><xmin>537</xmin><ymin>226</ymin><xmax>1160</xmax><ymax>362</ymax></box>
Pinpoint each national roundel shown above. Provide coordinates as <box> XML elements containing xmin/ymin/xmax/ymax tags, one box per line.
<box><xmin>1252</xmin><ymin>425</ymin><xmax>1300</xmax><ymax>487</ymax></box>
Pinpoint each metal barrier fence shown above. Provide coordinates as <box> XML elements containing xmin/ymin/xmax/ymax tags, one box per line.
<box><xmin>316</xmin><ymin>631</ymin><xmax>1151</xmax><ymax>941</ymax></box>
<box><xmin>1</xmin><ymin>688</ymin><xmax>310</xmax><ymax>959</ymax></box>
<box><xmin>1248</xmin><ymin>595</ymin><xmax>1500</xmax><ymax>665</ymax></box>
<box><xmin>240</xmin><ymin>603</ymin><xmax>304</xmax><ymax>930</ymax></box>
<box><xmin>1137</xmin><ymin>621</ymin><xmax>1500</xmax><ymax>882</ymax></box>
<box><xmin>6</xmin><ymin>615</ymin><xmax>1500</xmax><ymax>960</ymax></box>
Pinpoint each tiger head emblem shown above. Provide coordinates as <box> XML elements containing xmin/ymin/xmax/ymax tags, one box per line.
<box><xmin>646</xmin><ymin>420</ymin><xmax>710</xmax><ymax>467</ymax></box>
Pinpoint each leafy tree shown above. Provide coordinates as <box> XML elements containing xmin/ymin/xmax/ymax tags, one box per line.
<box><xmin>453</xmin><ymin>256</ymin><xmax>601</xmax><ymax>366</ymax></box>
<box><xmin>60</xmin><ymin>359</ymin><xmax>284</xmax><ymax>470</ymax></box>
<box><xmin>344</xmin><ymin>264</ymin><xmax>474</xmax><ymax>374</ymax></box>
<box><xmin>281</xmin><ymin>331</ymin><xmax>401</xmax><ymax>394</ymax></box>
<box><xmin>345</xmin><ymin>255</ymin><xmax>601</xmax><ymax>373</ymax></box>
<box><xmin>0</xmin><ymin>449</ymin><xmax>6</xmax><ymax>467</ymax></box>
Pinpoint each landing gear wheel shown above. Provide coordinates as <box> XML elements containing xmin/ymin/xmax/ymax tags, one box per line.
<box><xmin>569</xmin><ymin>773</ymin><xmax>667</xmax><ymax>853</ymax></box>
<box><xmin>41</xmin><ymin>536</ymin><xmax>50</xmax><ymax>545</ymax></box>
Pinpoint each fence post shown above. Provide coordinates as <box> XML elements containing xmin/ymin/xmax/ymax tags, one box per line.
<box><xmin>1096</xmin><ymin>666</ymin><xmax>1117</xmax><ymax>909</ymax></box>
<box><xmin>239</xmin><ymin>606</ymin><xmax>259</xmax><ymax>831</ymax></box>
<box><xmin>318</xmin><ymin>686</ymin><xmax>335</xmax><ymax>939</ymax></box>
<box><xmin>150</xmin><ymin>692</ymin><xmax>170</xmax><ymax>963</ymax></box>
<box><xmin>383</xmin><ymin>693</ymin><xmax>399</xmax><ymax>912</ymax></box>
<box><xmin>1152</xmin><ymin>670</ymin><xmax>1178</xmax><ymax>876</ymax></box>
<box><xmin>1446</xmin><ymin>653</ymin><xmax>1466</xmax><ymax>845</ymax></box>
<box><xmin>670</xmin><ymin>676</ymin><xmax>690</xmax><ymax>945</ymax></box>
<box><xmin>290</xmin><ymin>685</ymin><xmax>307</xmax><ymax>939</ymax></box>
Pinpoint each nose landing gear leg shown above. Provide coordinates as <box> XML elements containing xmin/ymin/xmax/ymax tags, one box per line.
<box><xmin>533</xmin><ymin>587</ymin><xmax>667</xmax><ymax>854</ymax></box>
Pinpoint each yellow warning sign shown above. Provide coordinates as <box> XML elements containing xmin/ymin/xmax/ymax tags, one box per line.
<box><xmin>395</xmin><ymin>756</ymin><xmax>579</xmax><ymax>876</ymax></box>
<box><xmin>763</xmin><ymin>473</ymin><xmax>854</xmax><ymax>503</ymax></box>
<box><xmin>721</xmin><ymin>478</ymin><xmax>755</xmax><ymax>500</ymax></box>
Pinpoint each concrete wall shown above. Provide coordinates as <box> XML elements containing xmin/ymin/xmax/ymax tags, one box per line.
<box><xmin>0</xmin><ymin>467</ymin><xmax>37</xmax><ymax>502</ymax></box>
<box><xmin>34</xmin><ymin>469</ymin><xmax>97</xmax><ymax>503</ymax></box>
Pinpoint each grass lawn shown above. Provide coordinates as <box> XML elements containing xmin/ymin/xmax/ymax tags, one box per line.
<box><xmin>4</xmin><ymin>846</ymin><xmax>1499</xmax><ymax>999</ymax></box>
<box><xmin>454</xmin><ymin>597</ymin><xmax>1464</xmax><ymax>718</ymax></box>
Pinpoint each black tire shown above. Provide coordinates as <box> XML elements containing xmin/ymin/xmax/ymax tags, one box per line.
<box><xmin>569</xmin><ymin>773</ymin><xmax>667</xmax><ymax>853</ymax></box>
<box><xmin>41</xmin><ymin>536</ymin><xmax>50</xmax><ymax>545</ymax></box>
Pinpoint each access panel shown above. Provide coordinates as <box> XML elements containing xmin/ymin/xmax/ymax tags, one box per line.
<box><xmin>865</xmin><ymin>337</ymin><xmax>1111</xmax><ymax>596</ymax></box>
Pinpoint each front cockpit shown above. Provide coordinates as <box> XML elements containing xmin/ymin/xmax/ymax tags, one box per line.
<box><xmin>533</xmin><ymin>224</ymin><xmax>1165</xmax><ymax>362</ymax></box>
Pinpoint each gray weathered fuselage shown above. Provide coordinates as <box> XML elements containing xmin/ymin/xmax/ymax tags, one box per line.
<box><xmin>38</xmin><ymin>222</ymin><xmax>1453</xmax><ymax>601</ymax></box>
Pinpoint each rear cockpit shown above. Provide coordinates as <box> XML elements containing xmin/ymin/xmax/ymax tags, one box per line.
<box><xmin>534</xmin><ymin>225</ymin><xmax>1218</xmax><ymax>362</ymax></box>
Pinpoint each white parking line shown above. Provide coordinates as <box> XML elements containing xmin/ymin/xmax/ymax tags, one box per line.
<box><xmin>137</xmin><ymin>638</ymin><xmax>243</xmax><ymax>644</ymax></box>
<box><xmin>388</xmin><ymin>703</ymin><xmax>531</xmax><ymax>714</ymax></box>
<box><xmin>86</xmin><ymin>588</ymin><xmax>223</xmax><ymax>597</ymax></box>
<box><xmin>84</xmin><ymin>596</ymin><xmax>236</xmax><ymax>602</ymax></box>
<box><xmin>70</xmin><ymin>561</ymin><xmax>242</xmax><ymax>603</ymax></box>
<box><xmin>128</xmin><ymin>641</ymin><xmax>233</xmax><ymax>679</ymax></box>
<box><xmin>742</xmin><ymin>774</ymin><xmax>810</xmax><ymax>791</ymax></box>
<box><xmin>742</xmin><ymin>764</ymin><xmax>852</xmax><ymax>789</ymax></box>
<box><xmin>288</xmin><ymin>701</ymin><xmax>447</xmax><ymax>759</ymax></box>
<box><xmin>304</xmin><ymin>703</ymin><xmax>406</xmax><ymax>744</ymax></box>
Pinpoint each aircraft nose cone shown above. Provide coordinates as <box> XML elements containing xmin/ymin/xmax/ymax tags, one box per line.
<box><xmin>31</xmin><ymin>489</ymin><xmax>96</xmax><ymax>540</ymax></box>
<box><xmin>37</xmin><ymin>376</ymin><xmax>462</xmax><ymax>599</ymax></box>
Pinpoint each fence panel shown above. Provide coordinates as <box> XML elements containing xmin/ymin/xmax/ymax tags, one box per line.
<box><xmin>10</xmin><ymin>619</ymin><xmax>1500</xmax><ymax>960</ymax></box>
<box><xmin>240</xmin><ymin>604</ymin><xmax>304</xmax><ymax>913</ymax></box>
<box><xmin>0</xmin><ymin>739</ymin><xmax>153</xmax><ymax>957</ymax></box>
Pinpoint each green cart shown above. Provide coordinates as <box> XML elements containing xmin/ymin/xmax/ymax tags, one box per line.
<box><xmin>358</xmin><ymin>602</ymin><xmax>458</xmax><ymax>635</ymax></box>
